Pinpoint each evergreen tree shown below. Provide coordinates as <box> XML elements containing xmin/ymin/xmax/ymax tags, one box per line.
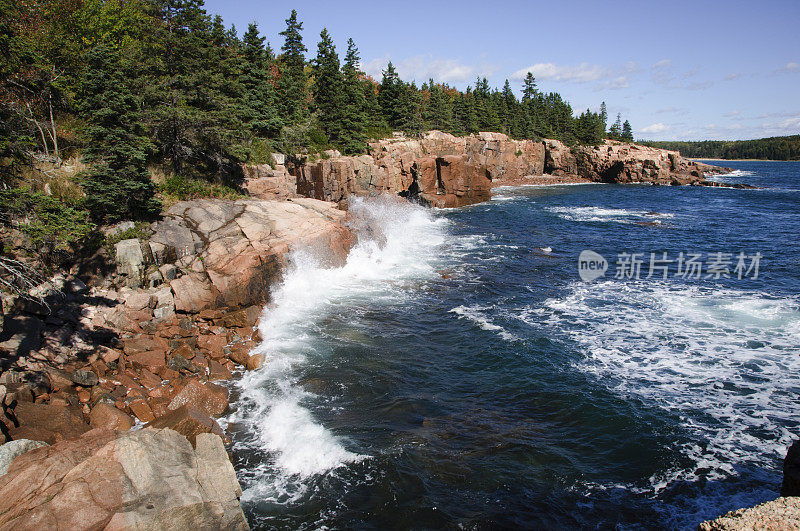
<box><xmin>621</xmin><ymin>120</ymin><xmax>633</xmax><ymax>142</ymax></box>
<box><xmin>397</xmin><ymin>81</ymin><xmax>423</xmax><ymax>136</ymax></box>
<box><xmin>340</xmin><ymin>38</ymin><xmax>369</xmax><ymax>152</ymax></box>
<box><xmin>609</xmin><ymin>113</ymin><xmax>623</xmax><ymax>140</ymax></box>
<box><xmin>423</xmin><ymin>79</ymin><xmax>453</xmax><ymax>132</ymax></box>
<box><xmin>312</xmin><ymin>28</ymin><xmax>346</xmax><ymax>145</ymax></box>
<box><xmin>521</xmin><ymin>72</ymin><xmax>537</xmax><ymax>102</ymax></box>
<box><xmin>453</xmin><ymin>88</ymin><xmax>478</xmax><ymax>135</ymax></box>
<box><xmin>500</xmin><ymin>80</ymin><xmax>516</xmax><ymax>136</ymax></box>
<box><xmin>378</xmin><ymin>61</ymin><xmax>403</xmax><ymax>128</ymax></box>
<box><xmin>599</xmin><ymin>101</ymin><xmax>608</xmax><ymax>139</ymax></box>
<box><xmin>80</xmin><ymin>44</ymin><xmax>160</xmax><ymax>222</ymax></box>
<box><xmin>278</xmin><ymin>9</ymin><xmax>308</xmax><ymax>123</ymax></box>
<box><xmin>240</xmin><ymin>22</ymin><xmax>282</xmax><ymax>139</ymax></box>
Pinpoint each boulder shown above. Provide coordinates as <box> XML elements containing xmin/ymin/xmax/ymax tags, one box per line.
<box><xmin>0</xmin><ymin>428</ymin><xmax>248</xmax><ymax>530</ymax></box>
<box><xmin>0</xmin><ymin>439</ymin><xmax>48</xmax><ymax>476</ymax></box>
<box><xmin>0</xmin><ymin>314</ymin><xmax>43</xmax><ymax>356</ymax></box>
<box><xmin>70</xmin><ymin>369</ymin><xmax>99</xmax><ymax>387</ymax></box>
<box><xmin>146</xmin><ymin>405</ymin><xmax>227</xmax><ymax>446</ymax></box>
<box><xmin>168</xmin><ymin>379</ymin><xmax>228</xmax><ymax>417</ymax></box>
<box><xmin>9</xmin><ymin>402</ymin><xmax>89</xmax><ymax>444</ymax></box>
<box><xmin>115</xmin><ymin>239</ymin><xmax>151</xmax><ymax>288</ymax></box>
<box><xmin>89</xmin><ymin>403</ymin><xmax>133</xmax><ymax>431</ymax></box>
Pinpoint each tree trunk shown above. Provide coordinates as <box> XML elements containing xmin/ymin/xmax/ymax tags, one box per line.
<box><xmin>25</xmin><ymin>102</ymin><xmax>49</xmax><ymax>156</ymax></box>
<box><xmin>48</xmin><ymin>92</ymin><xmax>59</xmax><ymax>161</ymax></box>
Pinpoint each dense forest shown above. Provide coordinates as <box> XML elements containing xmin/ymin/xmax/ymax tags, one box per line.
<box><xmin>642</xmin><ymin>136</ymin><xmax>800</xmax><ymax>161</ymax></box>
<box><xmin>0</xmin><ymin>0</ymin><xmax>632</xmax><ymax>232</ymax></box>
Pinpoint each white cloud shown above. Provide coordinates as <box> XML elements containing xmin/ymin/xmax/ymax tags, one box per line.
<box><xmin>776</xmin><ymin>62</ymin><xmax>800</xmax><ymax>73</ymax></box>
<box><xmin>510</xmin><ymin>62</ymin><xmax>609</xmax><ymax>83</ymax></box>
<box><xmin>724</xmin><ymin>73</ymin><xmax>742</xmax><ymax>81</ymax></box>
<box><xmin>652</xmin><ymin>59</ymin><xmax>672</xmax><ymax>69</ymax></box>
<box><xmin>655</xmin><ymin>107</ymin><xmax>688</xmax><ymax>115</ymax></box>
<box><xmin>641</xmin><ymin>123</ymin><xmax>669</xmax><ymax>134</ymax></box>
<box><xmin>760</xmin><ymin>116</ymin><xmax>800</xmax><ymax>134</ymax></box>
<box><xmin>361</xmin><ymin>54</ymin><xmax>495</xmax><ymax>84</ymax></box>
<box><xmin>723</xmin><ymin>110</ymin><xmax>741</xmax><ymax>117</ymax></box>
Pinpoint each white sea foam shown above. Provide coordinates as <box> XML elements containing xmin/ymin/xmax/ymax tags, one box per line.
<box><xmin>228</xmin><ymin>196</ymin><xmax>449</xmax><ymax>503</ymax></box>
<box><xmin>528</xmin><ymin>281</ymin><xmax>800</xmax><ymax>493</ymax></box>
<box><xmin>451</xmin><ymin>305</ymin><xmax>519</xmax><ymax>341</ymax></box>
<box><xmin>546</xmin><ymin>206</ymin><xmax>675</xmax><ymax>224</ymax></box>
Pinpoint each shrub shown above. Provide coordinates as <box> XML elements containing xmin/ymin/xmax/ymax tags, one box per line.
<box><xmin>158</xmin><ymin>174</ymin><xmax>244</xmax><ymax>202</ymax></box>
<box><xmin>0</xmin><ymin>188</ymin><xmax>100</xmax><ymax>264</ymax></box>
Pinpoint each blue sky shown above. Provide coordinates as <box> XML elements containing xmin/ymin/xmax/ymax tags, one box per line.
<box><xmin>203</xmin><ymin>0</ymin><xmax>800</xmax><ymax>141</ymax></box>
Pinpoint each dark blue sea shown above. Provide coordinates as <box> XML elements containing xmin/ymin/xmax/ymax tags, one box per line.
<box><xmin>224</xmin><ymin>160</ymin><xmax>800</xmax><ymax>529</ymax></box>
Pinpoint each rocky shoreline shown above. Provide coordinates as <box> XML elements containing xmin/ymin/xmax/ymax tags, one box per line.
<box><xmin>241</xmin><ymin>131</ymin><xmax>735</xmax><ymax>208</ymax></box>
<box><xmin>0</xmin><ymin>132</ymin><xmax>771</xmax><ymax>529</ymax></box>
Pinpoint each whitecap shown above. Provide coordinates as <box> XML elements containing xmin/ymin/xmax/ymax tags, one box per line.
<box><xmin>227</xmin><ymin>196</ymin><xmax>451</xmax><ymax>502</ymax></box>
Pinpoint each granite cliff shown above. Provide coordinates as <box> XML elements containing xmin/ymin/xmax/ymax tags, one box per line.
<box><xmin>242</xmin><ymin>131</ymin><xmax>728</xmax><ymax>208</ymax></box>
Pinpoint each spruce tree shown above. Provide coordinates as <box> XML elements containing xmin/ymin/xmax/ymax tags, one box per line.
<box><xmin>599</xmin><ymin>101</ymin><xmax>608</xmax><ymax>139</ymax></box>
<box><xmin>278</xmin><ymin>9</ymin><xmax>308</xmax><ymax>123</ymax></box>
<box><xmin>340</xmin><ymin>38</ymin><xmax>369</xmax><ymax>153</ymax></box>
<box><xmin>423</xmin><ymin>79</ymin><xmax>453</xmax><ymax>132</ymax></box>
<box><xmin>621</xmin><ymin>120</ymin><xmax>633</xmax><ymax>142</ymax></box>
<box><xmin>312</xmin><ymin>28</ymin><xmax>346</xmax><ymax>146</ymax></box>
<box><xmin>80</xmin><ymin>44</ymin><xmax>160</xmax><ymax>222</ymax></box>
<box><xmin>609</xmin><ymin>113</ymin><xmax>623</xmax><ymax>140</ymax></box>
<box><xmin>379</xmin><ymin>61</ymin><xmax>402</xmax><ymax>129</ymax></box>
<box><xmin>241</xmin><ymin>22</ymin><xmax>282</xmax><ymax>139</ymax></box>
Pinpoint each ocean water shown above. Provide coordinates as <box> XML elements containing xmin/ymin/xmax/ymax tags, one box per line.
<box><xmin>225</xmin><ymin>161</ymin><xmax>800</xmax><ymax>529</ymax></box>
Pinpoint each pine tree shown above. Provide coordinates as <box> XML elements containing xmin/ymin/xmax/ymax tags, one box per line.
<box><xmin>278</xmin><ymin>9</ymin><xmax>308</xmax><ymax>123</ymax></box>
<box><xmin>423</xmin><ymin>79</ymin><xmax>453</xmax><ymax>132</ymax></box>
<box><xmin>80</xmin><ymin>44</ymin><xmax>160</xmax><ymax>222</ymax></box>
<box><xmin>621</xmin><ymin>120</ymin><xmax>633</xmax><ymax>142</ymax></box>
<box><xmin>378</xmin><ymin>61</ymin><xmax>402</xmax><ymax>129</ymax></box>
<box><xmin>521</xmin><ymin>72</ymin><xmax>537</xmax><ymax>102</ymax></box>
<box><xmin>240</xmin><ymin>22</ymin><xmax>282</xmax><ymax>139</ymax></box>
<box><xmin>340</xmin><ymin>37</ymin><xmax>369</xmax><ymax>153</ymax></box>
<box><xmin>312</xmin><ymin>28</ymin><xmax>346</xmax><ymax>145</ymax></box>
<box><xmin>599</xmin><ymin>101</ymin><xmax>608</xmax><ymax>139</ymax></box>
<box><xmin>609</xmin><ymin>113</ymin><xmax>623</xmax><ymax>140</ymax></box>
<box><xmin>500</xmin><ymin>80</ymin><xmax>516</xmax><ymax>136</ymax></box>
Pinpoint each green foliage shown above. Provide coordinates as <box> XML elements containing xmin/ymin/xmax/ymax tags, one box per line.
<box><xmin>103</xmin><ymin>221</ymin><xmax>152</xmax><ymax>254</ymax></box>
<box><xmin>278</xmin><ymin>9</ymin><xmax>309</xmax><ymax>123</ymax></box>
<box><xmin>159</xmin><ymin>174</ymin><xmax>244</xmax><ymax>201</ymax></box>
<box><xmin>312</xmin><ymin>29</ymin><xmax>347</xmax><ymax>146</ymax></box>
<box><xmin>0</xmin><ymin>188</ymin><xmax>98</xmax><ymax>263</ymax></box>
<box><xmin>79</xmin><ymin>43</ymin><xmax>161</xmax><ymax>223</ymax></box>
<box><xmin>641</xmin><ymin>136</ymin><xmax>800</xmax><ymax>160</ymax></box>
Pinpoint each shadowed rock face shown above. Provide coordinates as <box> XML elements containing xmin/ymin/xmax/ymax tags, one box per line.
<box><xmin>0</xmin><ymin>428</ymin><xmax>248</xmax><ymax>530</ymax></box>
<box><xmin>278</xmin><ymin>131</ymin><xmax>719</xmax><ymax>207</ymax></box>
<box><xmin>147</xmin><ymin>197</ymin><xmax>354</xmax><ymax>312</ymax></box>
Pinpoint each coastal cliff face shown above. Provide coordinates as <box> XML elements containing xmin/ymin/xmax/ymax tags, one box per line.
<box><xmin>241</xmin><ymin>131</ymin><xmax>721</xmax><ymax>207</ymax></box>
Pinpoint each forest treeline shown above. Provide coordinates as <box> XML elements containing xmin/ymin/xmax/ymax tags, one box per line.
<box><xmin>641</xmin><ymin>136</ymin><xmax>800</xmax><ymax>161</ymax></box>
<box><xmin>1</xmin><ymin>0</ymin><xmax>632</xmax><ymax>225</ymax></box>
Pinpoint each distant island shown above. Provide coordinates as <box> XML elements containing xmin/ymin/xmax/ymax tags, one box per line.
<box><xmin>641</xmin><ymin>135</ymin><xmax>800</xmax><ymax>161</ymax></box>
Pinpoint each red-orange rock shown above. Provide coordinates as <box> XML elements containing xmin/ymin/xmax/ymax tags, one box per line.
<box><xmin>167</xmin><ymin>379</ymin><xmax>228</xmax><ymax>417</ymax></box>
<box><xmin>10</xmin><ymin>402</ymin><xmax>90</xmax><ymax>444</ymax></box>
<box><xmin>208</xmin><ymin>360</ymin><xmax>232</xmax><ymax>381</ymax></box>
<box><xmin>127</xmin><ymin>350</ymin><xmax>166</xmax><ymax>370</ymax></box>
<box><xmin>246</xmin><ymin>352</ymin><xmax>266</xmax><ymax>371</ymax></box>
<box><xmin>197</xmin><ymin>334</ymin><xmax>227</xmax><ymax>359</ymax></box>
<box><xmin>137</xmin><ymin>368</ymin><xmax>162</xmax><ymax>389</ymax></box>
<box><xmin>146</xmin><ymin>405</ymin><xmax>228</xmax><ymax>446</ymax></box>
<box><xmin>128</xmin><ymin>399</ymin><xmax>155</xmax><ymax>422</ymax></box>
<box><xmin>89</xmin><ymin>403</ymin><xmax>133</xmax><ymax>431</ymax></box>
